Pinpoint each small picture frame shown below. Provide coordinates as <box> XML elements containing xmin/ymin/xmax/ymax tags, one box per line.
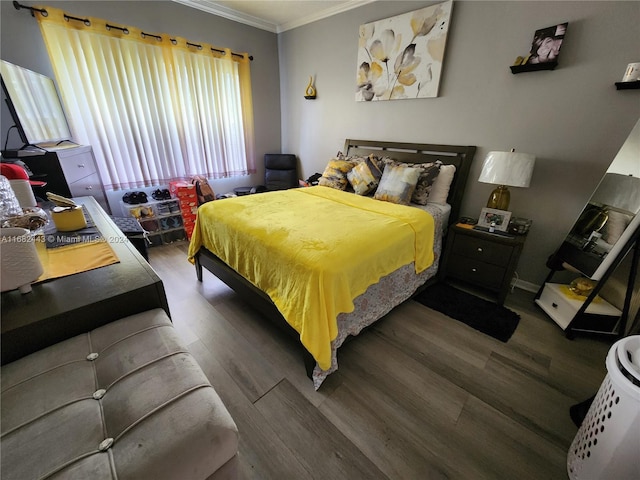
<box><xmin>478</xmin><ymin>208</ymin><xmax>512</xmax><ymax>231</ymax></box>
<box><xmin>526</xmin><ymin>22</ymin><xmax>568</xmax><ymax>65</ymax></box>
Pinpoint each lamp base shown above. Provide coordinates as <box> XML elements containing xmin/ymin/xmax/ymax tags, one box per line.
<box><xmin>487</xmin><ymin>185</ymin><xmax>510</xmax><ymax>210</ymax></box>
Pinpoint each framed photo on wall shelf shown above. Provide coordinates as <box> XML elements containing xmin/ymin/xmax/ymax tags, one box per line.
<box><xmin>526</xmin><ymin>22</ymin><xmax>568</xmax><ymax>65</ymax></box>
<box><xmin>478</xmin><ymin>208</ymin><xmax>512</xmax><ymax>231</ymax></box>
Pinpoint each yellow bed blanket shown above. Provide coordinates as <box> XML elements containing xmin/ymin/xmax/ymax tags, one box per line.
<box><xmin>187</xmin><ymin>186</ymin><xmax>435</xmax><ymax>370</ymax></box>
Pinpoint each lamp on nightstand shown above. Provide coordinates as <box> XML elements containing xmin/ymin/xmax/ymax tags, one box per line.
<box><xmin>478</xmin><ymin>149</ymin><xmax>535</xmax><ymax>210</ymax></box>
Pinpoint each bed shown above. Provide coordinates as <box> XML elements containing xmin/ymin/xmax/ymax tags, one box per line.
<box><xmin>188</xmin><ymin>139</ymin><xmax>476</xmax><ymax>388</ymax></box>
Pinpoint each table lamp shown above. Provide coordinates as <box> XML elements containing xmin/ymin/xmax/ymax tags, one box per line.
<box><xmin>478</xmin><ymin>149</ymin><xmax>535</xmax><ymax>210</ymax></box>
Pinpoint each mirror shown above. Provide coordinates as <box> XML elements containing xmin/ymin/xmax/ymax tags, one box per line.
<box><xmin>555</xmin><ymin>118</ymin><xmax>640</xmax><ymax>280</ymax></box>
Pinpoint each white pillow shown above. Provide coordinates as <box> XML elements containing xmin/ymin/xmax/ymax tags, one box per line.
<box><xmin>427</xmin><ymin>164</ymin><xmax>456</xmax><ymax>205</ymax></box>
<box><xmin>602</xmin><ymin>210</ymin><xmax>632</xmax><ymax>245</ymax></box>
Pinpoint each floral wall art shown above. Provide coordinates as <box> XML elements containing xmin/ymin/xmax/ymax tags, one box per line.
<box><xmin>356</xmin><ymin>0</ymin><xmax>453</xmax><ymax>101</ymax></box>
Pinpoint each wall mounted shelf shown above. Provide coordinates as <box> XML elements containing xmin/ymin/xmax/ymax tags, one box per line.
<box><xmin>615</xmin><ymin>81</ymin><xmax>640</xmax><ymax>90</ymax></box>
<box><xmin>510</xmin><ymin>61</ymin><xmax>557</xmax><ymax>74</ymax></box>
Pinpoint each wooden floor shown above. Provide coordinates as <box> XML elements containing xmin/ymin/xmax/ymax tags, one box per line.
<box><xmin>148</xmin><ymin>242</ymin><xmax>612</xmax><ymax>480</ymax></box>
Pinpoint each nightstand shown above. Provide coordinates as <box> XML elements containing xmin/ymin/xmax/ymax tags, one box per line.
<box><xmin>440</xmin><ymin>223</ymin><xmax>528</xmax><ymax>305</ymax></box>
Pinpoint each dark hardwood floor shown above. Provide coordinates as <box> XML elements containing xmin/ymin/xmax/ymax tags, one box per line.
<box><xmin>148</xmin><ymin>242</ymin><xmax>612</xmax><ymax>479</ymax></box>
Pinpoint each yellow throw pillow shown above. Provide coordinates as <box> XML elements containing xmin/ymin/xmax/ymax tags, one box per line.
<box><xmin>374</xmin><ymin>164</ymin><xmax>421</xmax><ymax>205</ymax></box>
<box><xmin>318</xmin><ymin>159</ymin><xmax>355</xmax><ymax>190</ymax></box>
<box><xmin>347</xmin><ymin>157</ymin><xmax>383</xmax><ymax>195</ymax></box>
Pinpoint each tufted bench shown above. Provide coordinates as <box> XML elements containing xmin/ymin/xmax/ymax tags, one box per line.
<box><xmin>0</xmin><ymin>309</ymin><xmax>239</xmax><ymax>479</ymax></box>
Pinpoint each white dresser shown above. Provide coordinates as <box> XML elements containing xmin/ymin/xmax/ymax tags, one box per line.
<box><xmin>20</xmin><ymin>145</ymin><xmax>109</xmax><ymax>213</ymax></box>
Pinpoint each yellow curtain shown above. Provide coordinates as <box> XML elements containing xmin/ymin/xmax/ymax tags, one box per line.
<box><xmin>35</xmin><ymin>6</ymin><xmax>255</xmax><ymax>190</ymax></box>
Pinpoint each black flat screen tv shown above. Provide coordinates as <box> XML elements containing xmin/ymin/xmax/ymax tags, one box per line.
<box><xmin>1</xmin><ymin>59</ymin><xmax>72</xmax><ymax>147</ymax></box>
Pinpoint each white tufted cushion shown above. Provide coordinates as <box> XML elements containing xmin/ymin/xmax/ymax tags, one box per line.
<box><xmin>1</xmin><ymin>309</ymin><xmax>238</xmax><ymax>480</ymax></box>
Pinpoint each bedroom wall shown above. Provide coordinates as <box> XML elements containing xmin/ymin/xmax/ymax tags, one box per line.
<box><xmin>278</xmin><ymin>1</ymin><xmax>640</xmax><ymax>287</ymax></box>
<box><xmin>0</xmin><ymin>0</ymin><xmax>282</xmax><ymax>202</ymax></box>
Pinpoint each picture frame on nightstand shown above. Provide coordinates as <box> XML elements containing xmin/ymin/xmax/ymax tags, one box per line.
<box><xmin>477</xmin><ymin>207</ymin><xmax>511</xmax><ymax>231</ymax></box>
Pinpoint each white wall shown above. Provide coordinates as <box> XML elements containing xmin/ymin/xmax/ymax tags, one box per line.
<box><xmin>278</xmin><ymin>1</ymin><xmax>640</xmax><ymax>286</ymax></box>
<box><xmin>608</xmin><ymin>118</ymin><xmax>640</xmax><ymax>177</ymax></box>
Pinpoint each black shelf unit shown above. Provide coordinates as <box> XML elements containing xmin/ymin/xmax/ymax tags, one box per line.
<box><xmin>535</xmin><ymin>224</ymin><xmax>639</xmax><ymax>339</ymax></box>
<box><xmin>615</xmin><ymin>81</ymin><xmax>640</xmax><ymax>90</ymax></box>
<box><xmin>510</xmin><ymin>61</ymin><xmax>558</xmax><ymax>74</ymax></box>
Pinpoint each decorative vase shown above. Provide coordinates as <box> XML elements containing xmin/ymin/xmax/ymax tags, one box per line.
<box><xmin>574</xmin><ymin>206</ymin><xmax>608</xmax><ymax>237</ymax></box>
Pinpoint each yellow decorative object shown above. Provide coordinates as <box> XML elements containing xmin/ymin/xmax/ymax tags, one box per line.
<box><xmin>569</xmin><ymin>277</ymin><xmax>596</xmax><ymax>297</ymax></box>
<box><xmin>51</xmin><ymin>206</ymin><xmax>87</xmax><ymax>232</ymax></box>
<box><xmin>560</xmin><ymin>284</ymin><xmax>602</xmax><ymax>303</ymax></box>
<box><xmin>304</xmin><ymin>76</ymin><xmax>316</xmax><ymax>99</ymax></box>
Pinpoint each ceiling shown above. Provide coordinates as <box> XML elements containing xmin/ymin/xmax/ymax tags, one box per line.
<box><xmin>173</xmin><ymin>0</ymin><xmax>375</xmax><ymax>33</ymax></box>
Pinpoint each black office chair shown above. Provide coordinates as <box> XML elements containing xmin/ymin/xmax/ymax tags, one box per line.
<box><xmin>264</xmin><ymin>154</ymin><xmax>298</xmax><ymax>191</ymax></box>
<box><xmin>235</xmin><ymin>154</ymin><xmax>298</xmax><ymax>195</ymax></box>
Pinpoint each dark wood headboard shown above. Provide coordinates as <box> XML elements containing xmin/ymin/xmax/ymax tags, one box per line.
<box><xmin>344</xmin><ymin>139</ymin><xmax>477</xmax><ymax>225</ymax></box>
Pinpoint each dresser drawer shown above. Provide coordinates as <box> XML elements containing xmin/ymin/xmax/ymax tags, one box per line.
<box><xmin>59</xmin><ymin>152</ymin><xmax>98</xmax><ymax>184</ymax></box>
<box><xmin>447</xmin><ymin>256</ymin><xmax>506</xmax><ymax>291</ymax></box>
<box><xmin>69</xmin><ymin>173</ymin><xmax>108</xmax><ymax>210</ymax></box>
<box><xmin>451</xmin><ymin>235</ymin><xmax>512</xmax><ymax>267</ymax></box>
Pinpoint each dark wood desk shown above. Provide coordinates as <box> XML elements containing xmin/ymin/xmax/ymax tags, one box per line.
<box><xmin>1</xmin><ymin>197</ymin><xmax>170</xmax><ymax>365</ymax></box>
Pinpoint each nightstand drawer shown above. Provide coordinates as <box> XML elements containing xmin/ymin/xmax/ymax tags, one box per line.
<box><xmin>451</xmin><ymin>235</ymin><xmax>511</xmax><ymax>267</ymax></box>
<box><xmin>447</xmin><ymin>256</ymin><xmax>506</xmax><ymax>290</ymax></box>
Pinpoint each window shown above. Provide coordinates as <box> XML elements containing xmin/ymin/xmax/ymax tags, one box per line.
<box><xmin>37</xmin><ymin>6</ymin><xmax>255</xmax><ymax>190</ymax></box>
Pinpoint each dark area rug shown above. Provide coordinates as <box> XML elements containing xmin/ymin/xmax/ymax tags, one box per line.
<box><xmin>413</xmin><ymin>283</ymin><xmax>520</xmax><ymax>342</ymax></box>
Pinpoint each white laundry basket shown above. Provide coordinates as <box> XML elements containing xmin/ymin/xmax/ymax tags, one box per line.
<box><xmin>567</xmin><ymin>335</ymin><xmax>640</xmax><ymax>479</ymax></box>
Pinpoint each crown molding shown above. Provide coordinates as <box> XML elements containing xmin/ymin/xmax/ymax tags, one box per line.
<box><xmin>277</xmin><ymin>1</ymin><xmax>375</xmax><ymax>33</ymax></box>
<box><xmin>172</xmin><ymin>0</ymin><xmax>278</xmax><ymax>32</ymax></box>
<box><xmin>173</xmin><ymin>0</ymin><xmax>376</xmax><ymax>34</ymax></box>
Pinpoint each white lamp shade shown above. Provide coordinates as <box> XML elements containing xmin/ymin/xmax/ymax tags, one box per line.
<box><xmin>478</xmin><ymin>151</ymin><xmax>536</xmax><ymax>187</ymax></box>
<box><xmin>590</xmin><ymin>173</ymin><xmax>640</xmax><ymax>214</ymax></box>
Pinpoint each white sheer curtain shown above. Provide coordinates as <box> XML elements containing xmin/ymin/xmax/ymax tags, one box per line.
<box><xmin>37</xmin><ymin>7</ymin><xmax>255</xmax><ymax>190</ymax></box>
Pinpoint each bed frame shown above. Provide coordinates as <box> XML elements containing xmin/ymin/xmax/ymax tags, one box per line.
<box><xmin>193</xmin><ymin>139</ymin><xmax>476</xmax><ymax>376</ymax></box>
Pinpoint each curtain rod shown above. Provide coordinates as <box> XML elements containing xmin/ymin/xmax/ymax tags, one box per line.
<box><xmin>12</xmin><ymin>0</ymin><xmax>46</xmax><ymax>16</ymax></box>
<box><xmin>12</xmin><ymin>1</ymin><xmax>253</xmax><ymax>61</ymax></box>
